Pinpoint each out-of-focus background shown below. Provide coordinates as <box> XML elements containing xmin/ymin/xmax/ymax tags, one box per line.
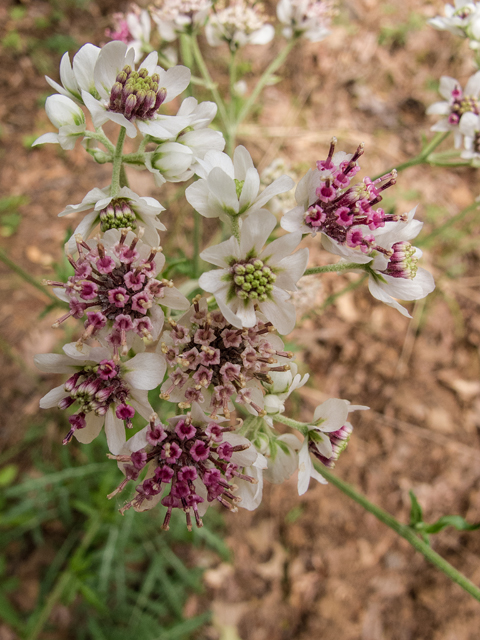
<box><xmin>1</xmin><ymin>0</ymin><xmax>480</xmax><ymax>638</ymax></box>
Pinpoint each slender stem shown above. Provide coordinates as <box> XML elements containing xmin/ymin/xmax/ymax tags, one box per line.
<box><xmin>320</xmin><ymin>274</ymin><xmax>368</xmax><ymax>311</ymax></box>
<box><xmin>271</xmin><ymin>413</ymin><xmax>308</xmax><ymax>434</ymax></box>
<box><xmin>0</xmin><ymin>249</ymin><xmax>60</xmax><ymax>303</ymax></box>
<box><xmin>315</xmin><ymin>464</ymin><xmax>480</xmax><ymax>602</ymax></box>
<box><xmin>236</xmin><ymin>38</ymin><xmax>297</xmax><ymax>127</ymax></box>
<box><xmin>110</xmin><ymin>126</ymin><xmax>127</xmax><ymax>197</ymax></box>
<box><xmin>231</xmin><ymin>216</ymin><xmax>240</xmax><ymax>241</ymax></box>
<box><xmin>417</xmin><ymin>201</ymin><xmax>479</xmax><ymax>247</ymax></box>
<box><xmin>304</xmin><ymin>262</ymin><xmax>366</xmax><ymax>276</ymax></box>
<box><xmin>83</xmin><ymin>130</ymin><xmax>115</xmax><ymax>154</ymax></box>
<box><xmin>375</xmin><ymin>132</ymin><xmax>451</xmax><ymax>178</ymax></box>
<box><xmin>229</xmin><ymin>49</ymin><xmax>237</xmax><ymax>119</ymax></box>
<box><xmin>123</xmin><ymin>152</ymin><xmax>146</xmax><ymax>165</ymax></box>
<box><xmin>190</xmin><ymin>35</ymin><xmax>229</xmax><ymax>130</ymax></box>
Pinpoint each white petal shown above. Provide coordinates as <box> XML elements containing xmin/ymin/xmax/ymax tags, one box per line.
<box><xmin>123</xmin><ymin>353</ymin><xmax>166</xmax><ymax>390</ymax></box>
<box><xmin>239</xmin><ymin>167</ymin><xmax>260</xmax><ymax>209</ymax></box>
<box><xmin>75</xmin><ymin>412</ymin><xmax>104</xmax><ymax>444</ymax></box>
<box><xmin>105</xmin><ymin>408</ymin><xmax>127</xmax><ymax>454</ymax></box>
<box><xmin>313</xmin><ymin>398</ymin><xmax>350</xmax><ymax>432</ymax></box>
<box><xmin>254</xmin><ymin>175</ymin><xmax>295</xmax><ymax>209</ymax></box>
<box><xmin>200</xmin><ymin>236</ymin><xmax>239</xmax><ymax>267</ymax></box>
<box><xmin>199</xmin><ymin>269</ymin><xmax>230</xmax><ymax>293</ymax></box>
<box><xmin>258</xmin><ymin>296</ymin><xmax>296</xmax><ymax>335</ymax></box>
<box><xmin>39</xmin><ymin>385</ymin><xmax>69</xmax><ymax>409</ymax></box>
<box><xmin>207</xmin><ymin>168</ymin><xmax>239</xmax><ymax>214</ymax></box>
<box><xmin>239</xmin><ymin>210</ymin><xmax>277</xmax><ymax>256</ymax></box>
<box><xmin>34</xmin><ymin>353</ymin><xmax>79</xmax><ymax>373</ymax></box>
<box><xmin>233</xmin><ymin>145</ymin><xmax>254</xmax><ymax>179</ymax></box>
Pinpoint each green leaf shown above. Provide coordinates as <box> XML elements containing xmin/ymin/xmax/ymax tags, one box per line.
<box><xmin>409</xmin><ymin>490</ymin><xmax>423</xmax><ymax>526</ymax></box>
<box><xmin>419</xmin><ymin>515</ymin><xmax>480</xmax><ymax>535</ymax></box>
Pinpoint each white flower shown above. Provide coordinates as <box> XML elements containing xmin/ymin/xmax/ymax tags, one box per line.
<box><xmin>206</xmin><ymin>0</ymin><xmax>274</xmax><ymax>51</ymax></box>
<box><xmin>321</xmin><ymin>207</ymin><xmax>435</xmax><ymax>318</ymax></box>
<box><xmin>33</xmin><ymin>95</ymin><xmax>86</xmax><ymax>150</ymax></box>
<box><xmin>277</xmin><ymin>0</ymin><xmax>334</xmax><ymax>42</ymax></box>
<box><xmin>185</xmin><ymin>145</ymin><xmax>294</xmax><ymax>222</ymax></box>
<box><xmin>259</xmin><ymin>431</ymin><xmax>302</xmax><ymax>484</ymax></box>
<box><xmin>429</xmin><ymin>1</ymin><xmax>480</xmax><ymax>41</ymax></box>
<box><xmin>45</xmin><ymin>43</ymin><xmax>101</xmax><ymax>104</ymax></box>
<box><xmin>82</xmin><ymin>41</ymin><xmax>191</xmax><ymax>139</ymax></box>
<box><xmin>297</xmin><ymin>398</ymin><xmax>368</xmax><ymax>495</ymax></box>
<box><xmin>426</xmin><ymin>73</ymin><xmax>480</xmax><ymax>147</ymax></box>
<box><xmin>59</xmin><ymin>186</ymin><xmax>166</xmax><ymax>253</ymax></box>
<box><xmin>263</xmin><ymin>363</ymin><xmax>309</xmax><ymax>419</ymax></box>
<box><xmin>106</xmin><ymin>6</ymin><xmax>152</xmax><ymax>63</ymax></box>
<box><xmin>35</xmin><ymin>343</ymin><xmax>166</xmax><ymax>454</ymax></box>
<box><xmin>199</xmin><ymin>210</ymin><xmax>308</xmax><ymax>334</ymax></box>
<box><xmin>146</xmin><ymin>141</ymin><xmax>194</xmax><ymax>184</ymax></box>
<box><xmin>151</xmin><ymin>0</ymin><xmax>212</xmax><ymax>42</ymax></box>
<box><xmin>459</xmin><ymin>111</ymin><xmax>480</xmax><ymax>160</ymax></box>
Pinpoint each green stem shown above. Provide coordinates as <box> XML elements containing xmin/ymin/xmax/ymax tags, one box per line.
<box><xmin>304</xmin><ymin>262</ymin><xmax>366</xmax><ymax>276</ymax></box>
<box><xmin>110</xmin><ymin>126</ymin><xmax>127</xmax><ymax>197</ymax></box>
<box><xmin>0</xmin><ymin>249</ymin><xmax>59</xmax><ymax>303</ymax></box>
<box><xmin>417</xmin><ymin>201</ymin><xmax>479</xmax><ymax>247</ymax></box>
<box><xmin>122</xmin><ymin>152</ymin><xmax>146</xmax><ymax>165</ymax></box>
<box><xmin>271</xmin><ymin>413</ymin><xmax>308</xmax><ymax>434</ymax></box>
<box><xmin>83</xmin><ymin>130</ymin><xmax>115</xmax><ymax>154</ymax></box>
<box><xmin>236</xmin><ymin>38</ymin><xmax>297</xmax><ymax>127</ymax></box>
<box><xmin>190</xmin><ymin>35</ymin><xmax>229</xmax><ymax>130</ymax></box>
<box><xmin>119</xmin><ymin>164</ymin><xmax>130</xmax><ymax>189</ymax></box>
<box><xmin>376</xmin><ymin>132</ymin><xmax>450</xmax><ymax>178</ymax></box>
<box><xmin>315</xmin><ymin>464</ymin><xmax>480</xmax><ymax>603</ymax></box>
<box><xmin>231</xmin><ymin>216</ymin><xmax>240</xmax><ymax>241</ymax></box>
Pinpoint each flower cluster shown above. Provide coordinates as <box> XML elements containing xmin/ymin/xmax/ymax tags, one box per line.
<box><xmin>277</xmin><ymin>0</ymin><xmax>336</xmax><ymax>42</ymax></box>
<box><xmin>34</xmin><ymin>35</ymin><xmax>436</xmax><ymax>530</ymax></box>
<box><xmin>429</xmin><ymin>0</ymin><xmax>480</xmax><ymax>49</ymax></box>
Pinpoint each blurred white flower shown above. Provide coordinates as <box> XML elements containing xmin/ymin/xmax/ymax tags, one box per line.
<box><xmin>277</xmin><ymin>0</ymin><xmax>335</xmax><ymax>42</ymax></box>
<box><xmin>150</xmin><ymin>0</ymin><xmax>212</xmax><ymax>41</ymax></box>
<box><xmin>106</xmin><ymin>5</ymin><xmax>152</xmax><ymax>62</ymax></box>
<box><xmin>206</xmin><ymin>0</ymin><xmax>274</xmax><ymax>51</ymax></box>
<box><xmin>427</xmin><ymin>73</ymin><xmax>480</xmax><ymax>147</ymax></box>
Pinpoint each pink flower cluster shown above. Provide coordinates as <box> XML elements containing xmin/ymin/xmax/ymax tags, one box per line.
<box><xmin>109</xmin><ymin>413</ymin><xmax>257</xmax><ymax>530</ymax></box>
<box><xmin>48</xmin><ymin>230</ymin><xmax>170</xmax><ymax>355</ymax></box>
<box><xmin>303</xmin><ymin>140</ymin><xmax>402</xmax><ymax>253</ymax></box>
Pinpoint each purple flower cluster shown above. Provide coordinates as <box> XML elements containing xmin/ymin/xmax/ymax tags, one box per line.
<box><xmin>61</xmin><ymin>359</ymin><xmax>133</xmax><ymax>445</ymax></box>
<box><xmin>309</xmin><ymin>423</ymin><xmax>353</xmax><ymax>469</ymax></box>
<box><xmin>108</xmin><ymin>65</ymin><xmax>167</xmax><ymax>122</ymax></box>
<box><xmin>109</xmin><ymin>413</ymin><xmax>257</xmax><ymax>530</ymax></box>
<box><xmin>303</xmin><ymin>139</ymin><xmax>402</xmax><ymax>252</ymax></box>
<box><xmin>160</xmin><ymin>298</ymin><xmax>292</xmax><ymax>417</ymax></box>
<box><xmin>48</xmin><ymin>230</ymin><xmax>170</xmax><ymax>355</ymax></box>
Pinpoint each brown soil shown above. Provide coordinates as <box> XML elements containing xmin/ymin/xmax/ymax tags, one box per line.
<box><xmin>1</xmin><ymin>0</ymin><xmax>480</xmax><ymax>639</ymax></box>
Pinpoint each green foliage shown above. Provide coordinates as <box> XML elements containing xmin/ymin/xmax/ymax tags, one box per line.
<box><xmin>408</xmin><ymin>490</ymin><xmax>480</xmax><ymax>545</ymax></box>
<box><xmin>0</xmin><ymin>196</ymin><xmax>28</xmax><ymax>237</ymax></box>
<box><xmin>378</xmin><ymin>13</ymin><xmax>424</xmax><ymax>49</ymax></box>
<box><xmin>0</xmin><ymin>425</ymin><xmax>226</xmax><ymax>639</ymax></box>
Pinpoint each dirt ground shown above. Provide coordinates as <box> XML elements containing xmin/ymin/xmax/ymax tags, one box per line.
<box><xmin>1</xmin><ymin>0</ymin><xmax>480</xmax><ymax>638</ymax></box>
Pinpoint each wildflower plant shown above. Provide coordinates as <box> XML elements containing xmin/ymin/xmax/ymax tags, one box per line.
<box><xmin>29</xmin><ymin>0</ymin><xmax>480</xmax><ymax>607</ymax></box>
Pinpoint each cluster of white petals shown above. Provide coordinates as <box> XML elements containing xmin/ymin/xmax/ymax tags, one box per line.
<box><xmin>277</xmin><ymin>0</ymin><xmax>335</xmax><ymax>42</ymax></box>
<box><xmin>206</xmin><ymin>0</ymin><xmax>274</xmax><ymax>51</ymax></box>
<box><xmin>150</xmin><ymin>0</ymin><xmax>212</xmax><ymax>41</ymax></box>
<box><xmin>429</xmin><ymin>0</ymin><xmax>480</xmax><ymax>48</ymax></box>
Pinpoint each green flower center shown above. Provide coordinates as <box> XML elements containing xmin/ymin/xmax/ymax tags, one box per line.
<box><xmin>99</xmin><ymin>198</ymin><xmax>137</xmax><ymax>232</ymax></box>
<box><xmin>230</xmin><ymin>258</ymin><xmax>276</xmax><ymax>303</ymax></box>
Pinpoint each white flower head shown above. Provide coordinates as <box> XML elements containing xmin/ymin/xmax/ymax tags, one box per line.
<box><xmin>426</xmin><ymin>73</ymin><xmax>480</xmax><ymax>148</ymax></box>
<box><xmin>186</xmin><ymin>145</ymin><xmax>294</xmax><ymax>222</ymax></box>
<box><xmin>459</xmin><ymin>110</ymin><xmax>480</xmax><ymax>161</ymax></box>
<box><xmin>277</xmin><ymin>0</ymin><xmax>335</xmax><ymax>42</ymax></box>
<box><xmin>297</xmin><ymin>398</ymin><xmax>368</xmax><ymax>495</ymax></box>
<box><xmin>82</xmin><ymin>41</ymin><xmax>191</xmax><ymax>139</ymax></box>
<box><xmin>151</xmin><ymin>0</ymin><xmax>212</xmax><ymax>42</ymax></box>
<box><xmin>107</xmin><ymin>402</ymin><xmax>267</xmax><ymax>528</ymax></box>
<box><xmin>199</xmin><ymin>211</ymin><xmax>309</xmax><ymax>334</ymax></box>
<box><xmin>429</xmin><ymin>1</ymin><xmax>480</xmax><ymax>45</ymax></box>
<box><xmin>59</xmin><ymin>186</ymin><xmax>167</xmax><ymax>252</ymax></box>
<box><xmin>33</xmin><ymin>95</ymin><xmax>86</xmax><ymax>150</ymax></box>
<box><xmin>263</xmin><ymin>362</ymin><xmax>309</xmax><ymax>418</ymax></box>
<box><xmin>321</xmin><ymin>206</ymin><xmax>436</xmax><ymax>318</ymax></box>
<box><xmin>35</xmin><ymin>343</ymin><xmax>166</xmax><ymax>454</ymax></box>
<box><xmin>106</xmin><ymin>5</ymin><xmax>152</xmax><ymax>63</ymax></box>
<box><xmin>206</xmin><ymin>0</ymin><xmax>275</xmax><ymax>51</ymax></box>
